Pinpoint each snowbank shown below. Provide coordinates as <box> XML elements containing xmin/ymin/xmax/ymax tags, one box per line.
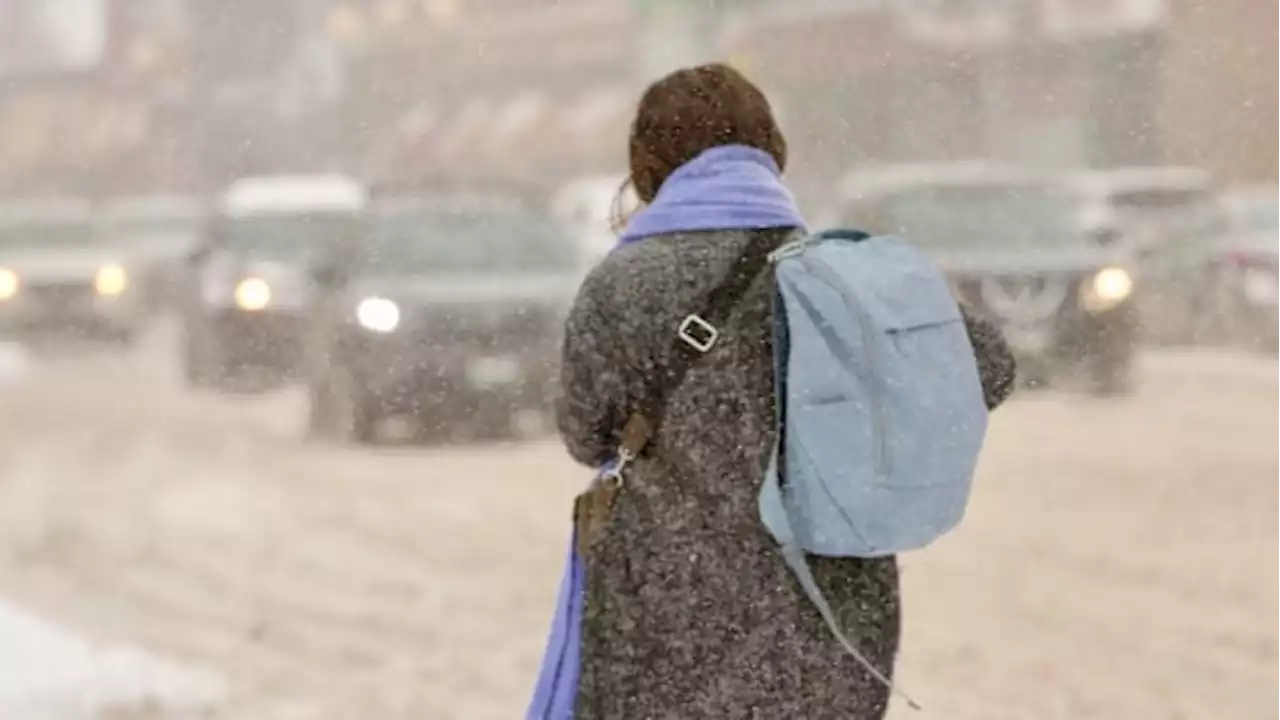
<box><xmin>0</xmin><ymin>600</ymin><xmax>225</xmax><ymax>719</ymax></box>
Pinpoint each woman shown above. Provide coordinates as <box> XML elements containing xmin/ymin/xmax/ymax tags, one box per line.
<box><xmin>556</xmin><ymin>63</ymin><xmax>1015</xmax><ymax>719</ymax></box>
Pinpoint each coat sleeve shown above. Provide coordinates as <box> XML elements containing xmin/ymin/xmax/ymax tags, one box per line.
<box><xmin>961</xmin><ymin>307</ymin><xmax>1017</xmax><ymax>410</ymax></box>
<box><xmin>554</xmin><ymin>267</ymin><xmax>628</xmax><ymax>467</ymax></box>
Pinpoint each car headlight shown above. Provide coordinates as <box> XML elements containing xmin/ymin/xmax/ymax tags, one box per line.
<box><xmin>1081</xmin><ymin>267</ymin><xmax>1133</xmax><ymax>313</ymax></box>
<box><xmin>356</xmin><ymin>297</ymin><xmax>400</xmax><ymax>333</ymax></box>
<box><xmin>0</xmin><ymin>268</ymin><xmax>17</xmax><ymax>301</ymax></box>
<box><xmin>94</xmin><ymin>263</ymin><xmax>128</xmax><ymax>297</ymax></box>
<box><xmin>234</xmin><ymin>277</ymin><xmax>271</xmax><ymax>311</ymax></box>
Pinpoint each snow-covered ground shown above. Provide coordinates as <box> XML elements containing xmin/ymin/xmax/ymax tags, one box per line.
<box><xmin>0</xmin><ymin>341</ymin><xmax>30</xmax><ymax>385</ymax></box>
<box><xmin>0</xmin><ymin>327</ymin><xmax>1274</xmax><ymax>718</ymax></box>
<box><xmin>0</xmin><ymin>600</ymin><xmax>224</xmax><ymax>719</ymax></box>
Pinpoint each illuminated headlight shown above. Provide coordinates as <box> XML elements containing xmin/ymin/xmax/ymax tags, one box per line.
<box><xmin>356</xmin><ymin>297</ymin><xmax>400</xmax><ymax>333</ymax></box>
<box><xmin>94</xmin><ymin>263</ymin><xmax>128</xmax><ymax>296</ymax></box>
<box><xmin>1081</xmin><ymin>267</ymin><xmax>1133</xmax><ymax>313</ymax></box>
<box><xmin>234</xmin><ymin>277</ymin><xmax>271</xmax><ymax>311</ymax></box>
<box><xmin>0</xmin><ymin>267</ymin><xmax>17</xmax><ymax>300</ymax></box>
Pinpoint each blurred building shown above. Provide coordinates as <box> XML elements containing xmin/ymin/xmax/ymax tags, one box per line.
<box><xmin>346</xmin><ymin>0</ymin><xmax>638</xmax><ymax>183</ymax></box>
<box><xmin>0</xmin><ymin>0</ymin><xmax>199</xmax><ymax>195</ymax></box>
<box><xmin>1160</xmin><ymin>0</ymin><xmax>1277</xmax><ymax>186</ymax></box>
<box><xmin>0</xmin><ymin>0</ymin><xmax>110</xmax><ymax>194</ymax></box>
<box><xmin>726</xmin><ymin>1</ymin><xmax>1170</xmax><ymax>197</ymax></box>
<box><xmin>365</xmin><ymin>0</ymin><xmax>1277</xmax><ymax>193</ymax></box>
<box><xmin>172</xmin><ymin>0</ymin><xmax>638</xmax><ymax>186</ymax></box>
<box><xmin>0</xmin><ymin>0</ymin><xmax>1272</xmax><ymax>196</ymax></box>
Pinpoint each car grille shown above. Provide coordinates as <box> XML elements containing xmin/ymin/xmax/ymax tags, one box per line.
<box><xmin>952</xmin><ymin>273</ymin><xmax>1080</xmax><ymax>324</ymax></box>
<box><xmin>403</xmin><ymin>304</ymin><xmax>560</xmax><ymax>354</ymax></box>
<box><xmin>25</xmin><ymin>281</ymin><xmax>94</xmax><ymax>308</ymax></box>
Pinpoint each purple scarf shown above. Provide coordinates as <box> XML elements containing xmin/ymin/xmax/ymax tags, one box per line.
<box><xmin>526</xmin><ymin>525</ymin><xmax>586</xmax><ymax>719</ymax></box>
<box><xmin>528</xmin><ymin>145</ymin><xmax>804</xmax><ymax>720</ymax></box>
<box><xmin>618</xmin><ymin>144</ymin><xmax>806</xmax><ymax>244</ymax></box>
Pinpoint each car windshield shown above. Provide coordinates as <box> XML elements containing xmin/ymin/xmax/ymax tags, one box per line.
<box><xmin>0</xmin><ymin>219</ymin><xmax>94</xmax><ymax>251</ymax></box>
<box><xmin>856</xmin><ymin>183</ymin><xmax>1083</xmax><ymax>251</ymax></box>
<box><xmin>219</xmin><ymin>213</ymin><xmax>356</xmax><ymax>262</ymax></box>
<box><xmin>110</xmin><ymin>215</ymin><xmax>200</xmax><ymax>238</ymax></box>
<box><xmin>361</xmin><ymin>201</ymin><xmax>574</xmax><ymax>274</ymax></box>
<box><xmin>1230</xmin><ymin>196</ymin><xmax>1279</xmax><ymax>235</ymax></box>
<box><xmin>1106</xmin><ymin>188</ymin><xmax>1228</xmax><ymax>243</ymax></box>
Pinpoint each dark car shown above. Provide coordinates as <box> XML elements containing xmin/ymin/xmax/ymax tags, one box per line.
<box><xmin>0</xmin><ymin>198</ymin><xmax>143</xmax><ymax>344</ymax></box>
<box><xmin>179</xmin><ymin>175</ymin><xmax>366</xmax><ymax>388</ymax></box>
<box><xmin>834</xmin><ymin>163</ymin><xmax>1140</xmax><ymax>394</ymax></box>
<box><xmin>303</xmin><ymin>189</ymin><xmax>577</xmax><ymax>443</ymax></box>
<box><xmin>1212</xmin><ymin>187</ymin><xmax>1278</xmax><ymax>352</ymax></box>
<box><xmin>1071</xmin><ymin>167</ymin><xmax>1234</xmax><ymax>347</ymax></box>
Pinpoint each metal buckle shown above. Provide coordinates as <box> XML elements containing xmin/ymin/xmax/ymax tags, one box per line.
<box><xmin>677</xmin><ymin>314</ymin><xmax>718</xmax><ymax>353</ymax></box>
<box><xmin>768</xmin><ymin>238</ymin><xmax>808</xmax><ymax>262</ymax></box>
<box><xmin>599</xmin><ymin>447</ymin><xmax>635</xmax><ymax>488</ymax></box>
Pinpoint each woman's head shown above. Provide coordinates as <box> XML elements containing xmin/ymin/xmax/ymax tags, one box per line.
<box><xmin>625</xmin><ymin>63</ymin><xmax>787</xmax><ymax>205</ymax></box>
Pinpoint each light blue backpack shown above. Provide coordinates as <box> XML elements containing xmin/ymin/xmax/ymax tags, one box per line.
<box><xmin>760</xmin><ymin>229</ymin><xmax>990</xmax><ymax>708</ymax></box>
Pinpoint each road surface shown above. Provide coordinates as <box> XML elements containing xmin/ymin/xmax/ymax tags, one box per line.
<box><xmin>0</xmin><ymin>338</ymin><xmax>1274</xmax><ymax>719</ymax></box>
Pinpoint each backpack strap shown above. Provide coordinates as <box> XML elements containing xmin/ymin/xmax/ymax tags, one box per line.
<box><xmin>608</xmin><ymin>231</ymin><xmax>780</xmax><ymax>475</ymax></box>
<box><xmin>575</xmin><ymin>233</ymin><xmax>779</xmax><ymax>557</ymax></box>
<box><xmin>760</xmin><ymin>463</ymin><xmax>921</xmax><ymax>710</ymax></box>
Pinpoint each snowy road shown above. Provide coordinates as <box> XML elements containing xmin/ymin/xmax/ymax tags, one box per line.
<box><xmin>0</xmin><ymin>334</ymin><xmax>1275</xmax><ymax>719</ymax></box>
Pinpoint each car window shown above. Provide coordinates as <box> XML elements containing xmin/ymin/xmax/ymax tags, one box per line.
<box><xmin>218</xmin><ymin>213</ymin><xmax>356</xmax><ymax>262</ymax></box>
<box><xmin>852</xmin><ymin>183</ymin><xmax>1083</xmax><ymax>251</ymax></box>
<box><xmin>362</xmin><ymin>203</ymin><xmax>575</xmax><ymax>274</ymax></box>
<box><xmin>109</xmin><ymin>216</ymin><xmax>201</xmax><ymax>238</ymax></box>
<box><xmin>1109</xmin><ymin>191</ymin><xmax>1227</xmax><ymax>244</ymax></box>
<box><xmin>0</xmin><ymin>220</ymin><xmax>96</xmax><ymax>250</ymax></box>
<box><xmin>1230</xmin><ymin>196</ymin><xmax>1278</xmax><ymax>235</ymax></box>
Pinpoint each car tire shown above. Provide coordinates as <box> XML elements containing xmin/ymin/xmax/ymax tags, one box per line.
<box><xmin>1018</xmin><ymin>366</ymin><xmax>1053</xmax><ymax>391</ymax></box>
<box><xmin>102</xmin><ymin>327</ymin><xmax>136</xmax><ymax>347</ymax></box>
<box><xmin>1088</xmin><ymin>350</ymin><xmax>1133</xmax><ymax>397</ymax></box>
<box><xmin>182</xmin><ymin>326</ymin><xmax>217</xmax><ymax>388</ymax></box>
<box><xmin>471</xmin><ymin>405</ymin><xmax>520</xmax><ymax>442</ymax></box>
<box><xmin>308</xmin><ymin>365</ymin><xmax>375</xmax><ymax>444</ymax></box>
<box><xmin>405</xmin><ymin>395</ymin><xmax>453</xmax><ymax>445</ymax></box>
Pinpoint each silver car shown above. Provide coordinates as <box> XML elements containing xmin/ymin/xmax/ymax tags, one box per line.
<box><xmin>0</xmin><ymin>199</ymin><xmax>143</xmax><ymax>344</ymax></box>
<box><xmin>100</xmin><ymin>196</ymin><xmax>206</xmax><ymax>315</ymax></box>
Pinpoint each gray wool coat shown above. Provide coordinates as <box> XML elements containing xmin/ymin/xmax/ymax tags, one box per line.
<box><xmin>555</xmin><ymin>227</ymin><xmax>1016</xmax><ymax>720</ymax></box>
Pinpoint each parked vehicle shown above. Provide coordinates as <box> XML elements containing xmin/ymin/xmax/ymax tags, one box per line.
<box><xmin>100</xmin><ymin>196</ymin><xmax>205</xmax><ymax>315</ymax></box>
<box><xmin>835</xmin><ymin>163</ymin><xmax>1140</xmax><ymax>394</ymax></box>
<box><xmin>1211</xmin><ymin>186</ymin><xmax>1278</xmax><ymax>352</ymax></box>
<box><xmin>1222</xmin><ymin>186</ymin><xmax>1279</xmax><ymax>238</ymax></box>
<box><xmin>304</xmin><ymin>183</ymin><xmax>576</xmax><ymax>443</ymax></box>
<box><xmin>0</xmin><ymin>198</ymin><xmax>142</xmax><ymax>344</ymax></box>
<box><xmin>1072</xmin><ymin>166</ymin><xmax>1229</xmax><ymax>346</ymax></box>
<box><xmin>551</xmin><ymin>173</ymin><xmax>635</xmax><ymax>273</ymax></box>
<box><xmin>179</xmin><ymin>174</ymin><xmax>365</xmax><ymax>388</ymax></box>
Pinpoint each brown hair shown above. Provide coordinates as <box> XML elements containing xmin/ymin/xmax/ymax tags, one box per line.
<box><xmin>620</xmin><ymin>63</ymin><xmax>788</xmax><ymax>213</ymax></box>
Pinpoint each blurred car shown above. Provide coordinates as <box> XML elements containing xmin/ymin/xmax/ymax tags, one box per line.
<box><xmin>1203</xmin><ymin>233</ymin><xmax>1280</xmax><ymax>351</ymax></box>
<box><xmin>1222</xmin><ymin>186</ymin><xmax>1279</xmax><ymax>238</ymax></box>
<box><xmin>304</xmin><ymin>184</ymin><xmax>577</xmax><ymax>443</ymax></box>
<box><xmin>0</xmin><ymin>198</ymin><xmax>143</xmax><ymax>344</ymax></box>
<box><xmin>834</xmin><ymin>163</ymin><xmax>1140</xmax><ymax>394</ymax></box>
<box><xmin>99</xmin><ymin>196</ymin><xmax>206</xmax><ymax>316</ymax></box>
<box><xmin>179</xmin><ymin>174</ymin><xmax>365</xmax><ymax>388</ymax></box>
<box><xmin>1210</xmin><ymin>186</ymin><xmax>1278</xmax><ymax>352</ymax></box>
<box><xmin>551</xmin><ymin>172</ymin><xmax>635</xmax><ymax>273</ymax></box>
<box><xmin>1072</xmin><ymin>166</ymin><xmax>1230</xmax><ymax>346</ymax></box>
